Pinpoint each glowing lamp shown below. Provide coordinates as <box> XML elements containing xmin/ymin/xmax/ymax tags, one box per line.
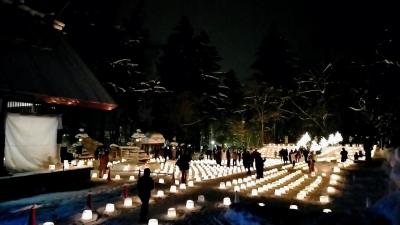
<box><xmin>102</xmin><ymin>174</ymin><xmax>108</xmax><ymax>180</ymax></box>
<box><xmin>175</xmin><ymin>180</ymin><xmax>180</xmax><ymax>185</ymax></box>
<box><xmin>219</xmin><ymin>182</ymin><xmax>226</xmax><ymax>189</ymax></box>
<box><xmin>234</xmin><ymin>185</ymin><xmax>240</xmax><ymax>192</ymax></box>
<box><xmin>186</xmin><ymin>200</ymin><xmax>194</xmax><ymax>209</ymax></box>
<box><xmin>238</xmin><ymin>178</ymin><xmax>243</xmax><ymax>184</ymax></box>
<box><xmin>320</xmin><ymin>195</ymin><xmax>329</xmax><ymax>204</ymax></box>
<box><xmin>323</xmin><ymin>208</ymin><xmax>332</xmax><ymax>213</ymax></box>
<box><xmin>274</xmin><ymin>189</ymin><xmax>281</xmax><ymax>196</ymax></box>
<box><xmin>157</xmin><ymin>190</ymin><xmax>164</xmax><ymax>198</ymax></box>
<box><xmin>43</xmin><ymin>222</ymin><xmax>55</xmax><ymax>225</ymax></box>
<box><xmin>49</xmin><ymin>165</ymin><xmax>56</xmax><ymax>172</ymax></box>
<box><xmin>223</xmin><ymin>197</ymin><xmax>231</xmax><ymax>206</ymax></box>
<box><xmin>148</xmin><ymin>219</ymin><xmax>158</xmax><ymax>225</ymax></box>
<box><xmin>251</xmin><ymin>189</ymin><xmax>258</xmax><ymax>196</ymax></box>
<box><xmin>158</xmin><ymin>178</ymin><xmax>164</xmax><ymax>184</ymax></box>
<box><xmin>114</xmin><ymin>175</ymin><xmax>121</xmax><ymax>180</ymax></box>
<box><xmin>188</xmin><ymin>180</ymin><xmax>194</xmax><ymax>187</ymax></box>
<box><xmin>167</xmin><ymin>208</ymin><xmax>176</xmax><ymax>218</ymax></box>
<box><xmin>179</xmin><ymin>183</ymin><xmax>186</xmax><ymax>190</ymax></box>
<box><xmin>327</xmin><ymin>186</ymin><xmax>335</xmax><ymax>194</ymax></box>
<box><xmin>64</xmin><ymin>161</ymin><xmax>69</xmax><ymax>170</ymax></box>
<box><xmin>91</xmin><ymin>172</ymin><xmax>98</xmax><ymax>179</ymax></box>
<box><xmin>226</xmin><ymin>181</ymin><xmax>232</xmax><ymax>187</ymax></box>
<box><xmin>87</xmin><ymin>161</ymin><xmax>93</xmax><ymax>167</ymax></box>
<box><xmin>240</xmin><ymin>184</ymin><xmax>246</xmax><ymax>190</ymax></box>
<box><xmin>289</xmin><ymin>205</ymin><xmax>298</xmax><ymax>210</ymax></box>
<box><xmin>81</xmin><ymin>209</ymin><xmax>93</xmax><ymax>221</ymax></box>
<box><xmin>129</xmin><ymin>176</ymin><xmax>135</xmax><ymax>181</ymax></box>
<box><xmin>123</xmin><ymin>165</ymin><xmax>129</xmax><ymax>171</ymax></box>
<box><xmin>124</xmin><ymin>198</ymin><xmax>133</xmax><ymax>207</ymax></box>
<box><xmin>105</xmin><ymin>203</ymin><xmax>115</xmax><ymax>214</ymax></box>
<box><xmin>170</xmin><ymin>185</ymin><xmax>177</xmax><ymax>193</ymax></box>
<box><xmin>232</xmin><ymin>179</ymin><xmax>238</xmax><ymax>185</ymax></box>
<box><xmin>198</xmin><ymin>195</ymin><xmax>205</xmax><ymax>202</ymax></box>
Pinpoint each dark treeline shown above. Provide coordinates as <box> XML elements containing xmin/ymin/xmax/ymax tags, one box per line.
<box><xmin>2</xmin><ymin>0</ymin><xmax>400</xmax><ymax>149</ymax></box>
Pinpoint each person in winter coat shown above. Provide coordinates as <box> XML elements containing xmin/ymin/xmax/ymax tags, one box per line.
<box><xmin>253</xmin><ymin>149</ymin><xmax>266</xmax><ymax>178</ymax></box>
<box><xmin>137</xmin><ymin>168</ymin><xmax>155</xmax><ymax>222</ymax></box>
<box><xmin>176</xmin><ymin>152</ymin><xmax>191</xmax><ymax>183</ymax></box>
<box><xmin>243</xmin><ymin>150</ymin><xmax>252</xmax><ymax>175</ymax></box>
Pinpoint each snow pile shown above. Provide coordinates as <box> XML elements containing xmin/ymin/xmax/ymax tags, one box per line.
<box><xmin>372</xmin><ymin>192</ymin><xmax>400</xmax><ymax>225</ymax></box>
<box><xmin>224</xmin><ymin>208</ymin><xmax>268</xmax><ymax>225</ymax></box>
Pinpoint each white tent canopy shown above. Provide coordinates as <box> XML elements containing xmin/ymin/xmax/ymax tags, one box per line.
<box><xmin>144</xmin><ymin>133</ymin><xmax>165</xmax><ymax>144</ymax></box>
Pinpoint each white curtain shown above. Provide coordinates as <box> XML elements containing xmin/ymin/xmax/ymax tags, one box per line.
<box><xmin>5</xmin><ymin>113</ymin><xmax>58</xmax><ymax>173</ymax></box>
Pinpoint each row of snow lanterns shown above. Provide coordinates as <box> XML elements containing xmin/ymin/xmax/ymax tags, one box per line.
<box><xmin>296</xmin><ymin>131</ymin><xmax>343</xmax><ymax>150</ymax></box>
<box><xmin>48</xmin><ymin>159</ymin><xmax>94</xmax><ymax>172</ymax></box>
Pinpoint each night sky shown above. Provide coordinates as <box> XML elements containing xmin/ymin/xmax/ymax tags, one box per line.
<box><xmin>140</xmin><ymin>0</ymin><xmax>397</xmax><ymax>81</ymax></box>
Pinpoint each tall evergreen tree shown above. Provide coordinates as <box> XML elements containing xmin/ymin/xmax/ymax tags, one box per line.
<box><xmin>157</xmin><ymin>17</ymin><xmax>229</xmax><ymax>144</ymax></box>
<box><xmin>251</xmin><ymin>23</ymin><xmax>300</xmax><ymax>90</ymax></box>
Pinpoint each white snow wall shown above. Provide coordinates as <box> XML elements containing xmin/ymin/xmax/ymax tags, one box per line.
<box><xmin>4</xmin><ymin>113</ymin><xmax>58</xmax><ymax>173</ymax></box>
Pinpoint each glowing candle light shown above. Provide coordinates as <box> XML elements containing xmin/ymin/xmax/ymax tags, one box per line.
<box><xmin>91</xmin><ymin>172</ymin><xmax>98</xmax><ymax>179</ymax></box>
<box><xmin>167</xmin><ymin>208</ymin><xmax>176</xmax><ymax>218</ymax></box>
<box><xmin>327</xmin><ymin>186</ymin><xmax>335</xmax><ymax>194</ymax></box>
<box><xmin>179</xmin><ymin>183</ymin><xmax>186</xmax><ymax>190</ymax></box>
<box><xmin>251</xmin><ymin>189</ymin><xmax>258</xmax><ymax>196</ymax></box>
<box><xmin>175</xmin><ymin>180</ymin><xmax>180</xmax><ymax>185</ymax></box>
<box><xmin>186</xmin><ymin>200</ymin><xmax>194</xmax><ymax>209</ymax></box>
<box><xmin>105</xmin><ymin>203</ymin><xmax>115</xmax><ymax>214</ymax></box>
<box><xmin>114</xmin><ymin>175</ymin><xmax>121</xmax><ymax>180</ymax></box>
<box><xmin>198</xmin><ymin>195</ymin><xmax>205</xmax><ymax>202</ymax></box>
<box><xmin>323</xmin><ymin>208</ymin><xmax>332</xmax><ymax>213</ymax></box>
<box><xmin>81</xmin><ymin>209</ymin><xmax>93</xmax><ymax>221</ymax></box>
<box><xmin>223</xmin><ymin>197</ymin><xmax>231</xmax><ymax>206</ymax></box>
<box><xmin>129</xmin><ymin>176</ymin><xmax>135</xmax><ymax>181</ymax></box>
<box><xmin>170</xmin><ymin>185</ymin><xmax>177</xmax><ymax>193</ymax></box>
<box><xmin>124</xmin><ymin>198</ymin><xmax>132</xmax><ymax>207</ymax></box>
<box><xmin>148</xmin><ymin>219</ymin><xmax>158</xmax><ymax>225</ymax></box>
<box><xmin>232</xmin><ymin>179</ymin><xmax>238</xmax><ymax>185</ymax></box>
<box><xmin>226</xmin><ymin>181</ymin><xmax>232</xmax><ymax>187</ymax></box>
<box><xmin>49</xmin><ymin>165</ymin><xmax>56</xmax><ymax>172</ymax></box>
<box><xmin>234</xmin><ymin>185</ymin><xmax>240</xmax><ymax>192</ymax></box>
<box><xmin>123</xmin><ymin>165</ymin><xmax>129</xmax><ymax>171</ymax></box>
<box><xmin>64</xmin><ymin>161</ymin><xmax>69</xmax><ymax>170</ymax></box>
<box><xmin>240</xmin><ymin>184</ymin><xmax>246</xmax><ymax>190</ymax></box>
<box><xmin>157</xmin><ymin>190</ymin><xmax>164</xmax><ymax>198</ymax></box>
<box><xmin>158</xmin><ymin>178</ymin><xmax>164</xmax><ymax>184</ymax></box>
<box><xmin>219</xmin><ymin>182</ymin><xmax>226</xmax><ymax>189</ymax></box>
<box><xmin>102</xmin><ymin>174</ymin><xmax>108</xmax><ymax>180</ymax></box>
<box><xmin>43</xmin><ymin>222</ymin><xmax>55</xmax><ymax>225</ymax></box>
<box><xmin>320</xmin><ymin>195</ymin><xmax>329</xmax><ymax>204</ymax></box>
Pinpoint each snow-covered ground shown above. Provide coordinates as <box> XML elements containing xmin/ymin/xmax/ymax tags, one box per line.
<box><xmin>0</xmin><ymin>157</ymin><xmax>394</xmax><ymax>225</ymax></box>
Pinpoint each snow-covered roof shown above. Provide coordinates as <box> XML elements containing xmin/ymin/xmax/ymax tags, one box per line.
<box><xmin>144</xmin><ymin>133</ymin><xmax>165</xmax><ymax>144</ymax></box>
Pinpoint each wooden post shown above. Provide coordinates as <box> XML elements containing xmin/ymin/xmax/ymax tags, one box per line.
<box><xmin>0</xmin><ymin>98</ymin><xmax>7</xmax><ymax>175</ymax></box>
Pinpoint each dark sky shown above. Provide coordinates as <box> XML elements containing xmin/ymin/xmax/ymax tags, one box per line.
<box><xmin>140</xmin><ymin>0</ymin><xmax>397</xmax><ymax>81</ymax></box>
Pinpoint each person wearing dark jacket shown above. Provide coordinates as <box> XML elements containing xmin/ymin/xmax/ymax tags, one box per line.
<box><xmin>137</xmin><ymin>168</ymin><xmax>155</xmax><ymax>222</ymax></box>
<box><xmin>176</xmin><ymin>152</ymin><xmax>191</xmax><ymax>183</ymax></box>
<box><xmin>243</xmin><ymin>150</ymin><xmax>252</xmax><ymax>175</ymax></box>
<box><xmin>253</xmin><ymin>149</ymin><xmax>266</xmax><ymax>178</ymax></box>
